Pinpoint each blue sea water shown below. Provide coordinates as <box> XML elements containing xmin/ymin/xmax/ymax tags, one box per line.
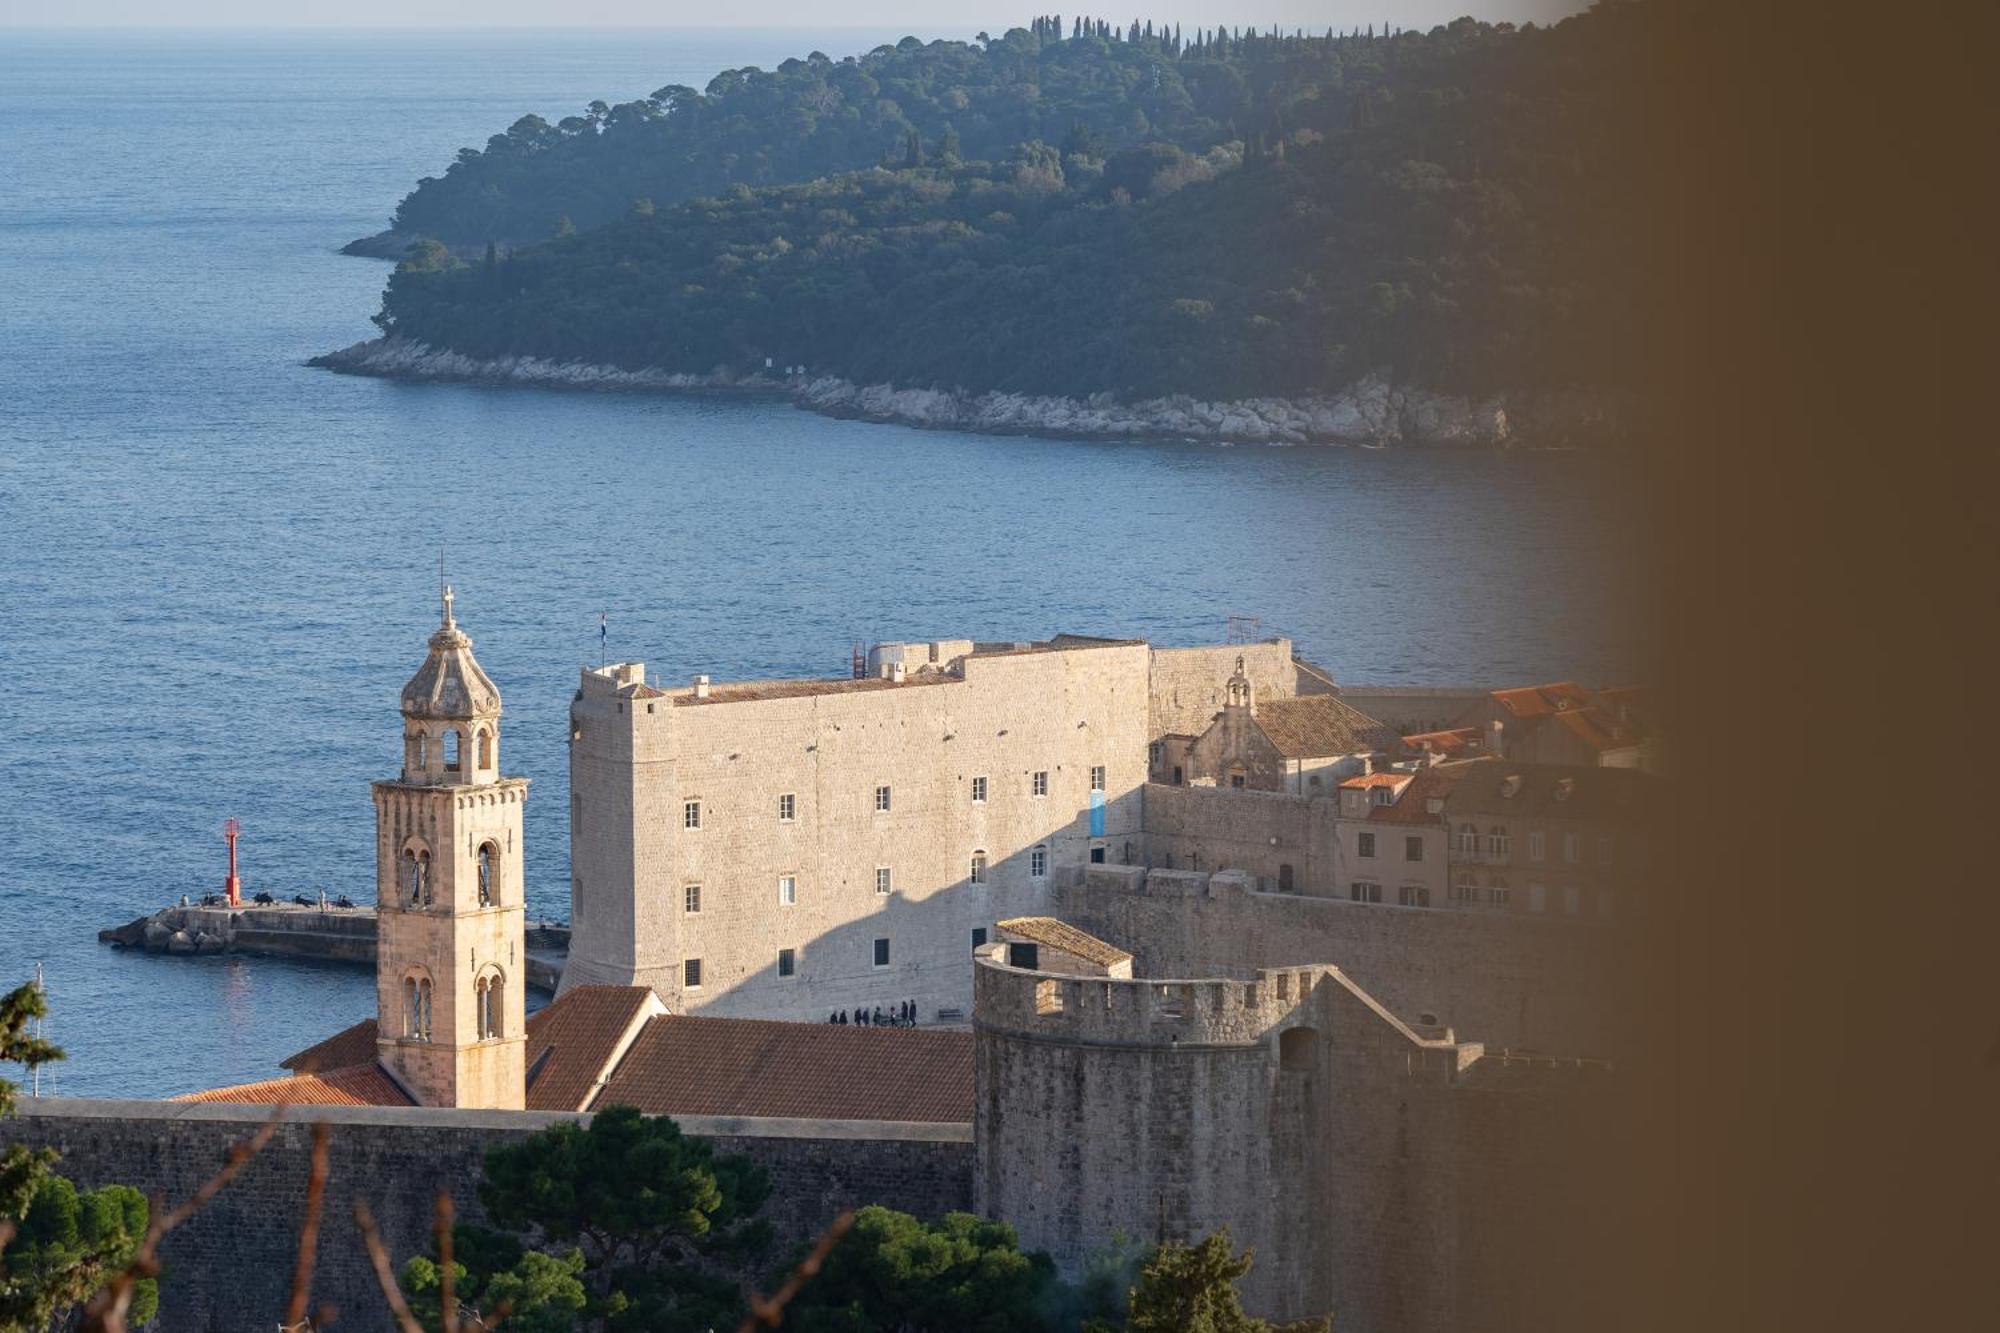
<box><xmin>0</xmin><ymin>28</ymin><xmax>1652</xmax><ymax>1098</ymax></box>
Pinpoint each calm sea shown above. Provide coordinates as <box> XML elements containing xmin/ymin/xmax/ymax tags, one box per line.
<box><xmin>0</xmin><ymin>28</ymin><xmax>1651</xmax><ymax>1098</ymax></box>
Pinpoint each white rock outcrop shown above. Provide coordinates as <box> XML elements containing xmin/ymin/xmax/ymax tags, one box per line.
<box><xmin>312</xmin><ymin>338</ymin><xmax>1612</xmax><ymax>448</ymax></box>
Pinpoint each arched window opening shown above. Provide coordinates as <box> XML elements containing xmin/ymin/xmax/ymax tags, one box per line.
<box><xmin>414</xmin><ymin>733</ymin><xmax>428</xmax><ymax>770</ymax></box>
<box><xmin>1455</xmin><ymin>823</ymin><xmax>1478</xmax><ymax>855</ymax></box>
<box><xmin>1279</xmin><ymin>1025</ymin><xmax>1318</xmax><ymax>1071</ymax></box>
<box><xmin>405</xmin><ymin>974</ymin><xmax>433</xmax><ymax>1042</ymax></box>
<box><xmin>1486</xmin><ymin>825</ymin><xmax>1511</xmax><ymax>857</ymax></box>
<box><xmin>477</xmin><ymin>842</ymin><xmax>498</xmax><ymax>907</ymax></box>
<box><xmin>476</xmin><ymin>971</ymin><xmax>505</xmax><ymax>1039</ymax></box>
<box><xmin>443</xmin><ymin>728</ymin><xmax>461</xmax><ymax>772</ymax></box>
<box><xmin>408</xmin><ymin>849</ymin><xmax>432</xmax><ymax>908</ymax></box>
<box><xmin>402</xmin><ymin>849</ymin><xmax>419</xmax><ymax>903</ymax></box>
<box><xmin>477</xmin><ymin>727</ymin><xmax>493</xmax><ymax>770</ymax></box>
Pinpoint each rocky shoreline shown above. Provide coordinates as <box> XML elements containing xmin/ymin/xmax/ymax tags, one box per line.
<box><xmin>310</xmin><ymin>336</ymin><xmax>1621</xmax><ymax>448</ymax></box>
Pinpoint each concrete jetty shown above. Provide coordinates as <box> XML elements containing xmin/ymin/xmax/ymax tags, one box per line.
<box><xmin>98</xmin><ymin>903</ymin><xmax>568</xmax><ymax>992</ymax></box>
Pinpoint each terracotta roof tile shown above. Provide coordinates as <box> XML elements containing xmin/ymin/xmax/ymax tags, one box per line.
<box><xmin>1490</xmin><ymin>682</ymin><xmax>1597</xmax><ymax>720</ymax></box>
<box><xmin>1252</xmin><ymin>695</ymin><xmax>1401</xmax><ymax>760</ymax></box>
<box><xmin>1444</xmin><ymin>762</ymin><xmax>1654</xmax><ymax>821</ymax></box>
<box><xmin>1347</xmin><ymin>768</ymin><xmax>1463</xmax><ymax>825</ymax></box>
<box><xmin>524</xmin><ymin>985</ymin><xmax>659</xmax><ymax>1113</ymax></box>
<box><xmin>1403</xmin><ymin>726</ymin><xmax>1482</xmax><ymax>756</ymax></box>
<box><xmin>281</xmin><ymin>1018</ymin><xmax>377</xmax><ymax>1073</ymax></box>
<box><xmin>994</xmin><ymin>917</ymin><xmax>1132</xmax><ymax>968</ymax></box>
<box><xmin>594</xmin><ymin>1015</ymin><xmax>972</xmax><ymax>1123</ymax></box>
<box><xmin>174</xmin><ymin>1063</ymin><xmax>412</xmax><ymax>1107</ymax></box>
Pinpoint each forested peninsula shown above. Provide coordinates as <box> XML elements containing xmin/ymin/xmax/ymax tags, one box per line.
<box><xmin>321</xmin><ymin>6</ymin><xmax>1655</xmax><ymax>446</ymax></box>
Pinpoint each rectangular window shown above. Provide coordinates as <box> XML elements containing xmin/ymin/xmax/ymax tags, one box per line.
<box><xmin>875</xmin><ymin>866</ymin><xmax>892</xmax><ymax>895</ymax></box>
<box><xmin>683</xmin><ymin>884</ymin><xmax>701</xmax><ymax>914</ymax></box>
<box><xmin>1090</xmin><ymin>765</ymin><xmax>1106</xmax><ymax>791</ymax></box>
<box><xmin>1529</xmin><ymin>883</ymin><xmax>1548</xmax><ymax>913</ymax></box>
<box><xmin>970</xmin><ymin>853</ymin><xmax>988</xmax><ymax>884</ymax></box>
<box><xmin>1398</xmin><ymin>885</ymin><xmax>1430</xmax><ymax>908</ymax></box>
<box><xmin>1597</xmin><ymin>835</ymin><xmax>1613</xmax><ymax>866</ymax></box>
<box><xmin>1564</xmin><ymin>884</ymin><xmax>1582</xmax><ymax>915</ymax></box>
<box><xmin>971</xmin><ymin>775</ymin><xmax>987</xmax><ymax>803</ymax></box>
<box><xmin>1372</xmin><ymin>786</ymin><xmax>1393</xmax><ymax>806</ymax></box>
<box><xmin>1487</xmin><ymin>828</ymin><xmax>1511</xmax><ymax>857</ymax></box>
<box><xmin>1452</xmin><ymin>877</ymin><xmax>1477</xmax><ymax>904</ymax></box>
<box><xmin>683</xmin><ymin>958</ymin><xmax>702</xmax><ymax>989</ymax></box>
<box><xmin>778</xmin><ymin>875</ymin><xmax>796</xmax><ymax>907</ymax></box>
<box><xmin>1405</xmin><ymin>836</ymin><xmax>1423</xmax><ymax>862</ymax></box>
<box><xmin>1485</xmin><ymin>883</ymin><xmax>1511</xmax><ymax>907</ymax></box>
<box><xmin>1230</xmin><ymin>773</ymin><xmax>1246</xmax><ymax>789</ymax></box>
<box><xmin>1148</xmin><ymin>742</ymin><xmax>1162</xmax><ymax>767</ymax></box>
<box><xmin>777</xmin><ymin>948</ymin><xmax>795</xmax><ymax>978</ymax></box>
<box><xmin>875</xmin><ymin>785</ymin><xmax>892</xmax><ymax>812</ymax></box>
<box><xmin>1529</xmin><ymin>830</ymin><xmax>1546</xmax><ymax>861</ymax></box>
<box><xmin>872</xmin><ymin>937</ymin><xmax>890</xmax><ymax>968</ymax></box>
<box><xmin>1350</xmin><ymin>881</ymin><xmax>1382</xmax><ymax>904</ymax></box>
<box><xmin>1357</xmin><ymin>831</ymin><xmax>1376</xmax><ymax>859</ymax></box>
<box><xmin>1030</xmin><ymin>845</ymin><xmax>1047</xmax><ymax>878</ymax></box>
<box><xmin>972</xmin><ymin>927</ymin><xmax>988</xmax><ymax>947</ymax></box>
<box><xmin>778</xmin><ymin>793</ymin><xmax>795</xmax><ymax>822</ymax></box>
<box><xmin>683</xmin><ymin>800</ymin><xmax>701</xmax><ymax>830</ymax></box>
<box><xmin>1564</xmin><ymin>832</ymin><xmax>1581</xmax><ymax>863</ymax></box>
<box><xmin>1031</xmin><ymin>770</ymin><xmax>1048</xmax><ymax>797</ymax></box>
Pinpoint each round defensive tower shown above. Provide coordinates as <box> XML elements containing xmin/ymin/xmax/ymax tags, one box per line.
<box><xmin>971</xmin><ymin>935</ymin><xmax>1341</xmax><ymax>1323</ymax></box>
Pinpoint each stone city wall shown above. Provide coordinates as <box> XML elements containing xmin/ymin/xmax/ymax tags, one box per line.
<box><xmin>1057</xmin><ymin>863</ymin><xmax>1633</xmax><ymax>1058</ymax></box>
<box><xmin>0</xmin><ymin>1099</ymin><xmax>971</xmax><ymax>1333</ymax></box>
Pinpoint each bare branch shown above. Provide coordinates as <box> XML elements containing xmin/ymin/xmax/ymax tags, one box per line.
<box><xmin>736</xmin><ymin>1209</ymin><xmax>855</xmax><ymax>1333</ymax></box>
<box><xmin>82</xmin><ymin>1101</ymin><xmax>289</xmax><ymax>1332</ymax></box>
<box><xmin>353</xmin><ymin>1199</ymin><xmax>425</xmax><ymax>1333</ymax></box>
<box><xmin>283</xmin><ymin>1121</ymin><xmax>333</xmax><ymax>1328</ymax></box>
<box><xmin>435</xmin><ymin>1191</ymin><xmax>458</xmax><ymax>1333</ymax></box>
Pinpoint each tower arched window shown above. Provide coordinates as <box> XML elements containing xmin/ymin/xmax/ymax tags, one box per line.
<box><xmin>477</xmin><ymin>727</ymin><xmax>493</xmax><ymax>771</ymax></box>
<box><xmin>477</xmin><ymin>841</ymin><xmax>498</xmax><ymax>907</ymax></box>
<box><xmin>476</xmin><ymin>970</ymin><xmax>505</xmax><ymax>1040</ymax></box>
<box><xmin>402</xmin><ymin>849</ymin><xmax>418</xmax><ymax>902</ymax></box>
<box><xmin>443</xmin><ymin>728</ymin><xmax>461</xmax><ymax>773</ymax></box>
<box><xmin>405</xmin><ymin>847</ymin><xmax>432</xmax><ymax>908</ymax></box>
<box><xmin>404</xmin><ymin>973</ymin><xmax>433</xmax><ymax>1042</ymax></box>
<box><xmin>1455</xmin><ymin>823</ymin><xmax>1478</xmax><ymax>856</ymax></box>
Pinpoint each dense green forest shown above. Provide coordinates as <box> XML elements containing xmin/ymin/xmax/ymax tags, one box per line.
<box><xmin>367</xmin><ymin>6</ymin><xmax>1653</xmax><ymax>404</ymax></box>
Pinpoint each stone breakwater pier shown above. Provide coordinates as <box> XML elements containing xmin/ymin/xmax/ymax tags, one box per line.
<box><xmin>98</xmin><ymin>904</ymin><xmax>568</xmax><ymax>992</ymax></box>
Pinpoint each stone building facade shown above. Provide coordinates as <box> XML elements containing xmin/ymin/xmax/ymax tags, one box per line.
<box><xmin>563</xmin><ymin>637</ymin><xmax>1158</xmax><ymax>1022</ymax></box>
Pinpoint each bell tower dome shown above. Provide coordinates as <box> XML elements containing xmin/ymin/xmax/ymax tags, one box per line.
<box><xmin>398</xmin><ymin>584</ymin><xmax>505</xmax><ymax>785</ymax></box>
<box><xmin>370</xmin><ymin>586</ymin><xmax>528</xmax><ymax>1109</ymax></box>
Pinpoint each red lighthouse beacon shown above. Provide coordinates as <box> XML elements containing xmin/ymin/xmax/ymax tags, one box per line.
<box><xmin>222</xmin><ymin>818</ymin><xmax>242</xmax><ymax>907</ymax></box>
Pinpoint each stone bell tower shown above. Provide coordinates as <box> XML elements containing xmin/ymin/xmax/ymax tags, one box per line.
<box><xmin>371</xmin><ymin>585</ymin><xmax>528</xmax><ymax>1109</ymax></box>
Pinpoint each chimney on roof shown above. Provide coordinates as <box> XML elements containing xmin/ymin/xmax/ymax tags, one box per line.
<box><xmin>1484</xmin><ymin>718</ymin><xmax>1504</xmax><ymax>756</ymax></box>
<box><xmin>693</xmin><ymin>674</ymin><xmax>711</xmax><ymax>700</ymax></box>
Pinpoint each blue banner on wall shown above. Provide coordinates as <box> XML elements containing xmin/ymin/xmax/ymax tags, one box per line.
<box><xmin>1089</xmin><ymin>789</ymin><xmax>1106</xmax><ymax>837</ymax></box>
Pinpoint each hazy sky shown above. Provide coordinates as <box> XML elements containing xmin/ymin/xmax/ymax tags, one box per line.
<box><xmin>1</xmin><ymin>2</ymin><xmax>1587</xmax><ymax>30</ymax></box>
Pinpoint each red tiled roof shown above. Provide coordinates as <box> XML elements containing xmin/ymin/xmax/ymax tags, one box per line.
<box><xmin>1252</xmin><ymin>695</ymin><xmax>1401</xmax><ymax>760</ymax></box>
<box><xmin>524</xmin><ymin>985</ymin><xmax>659</xmax><ymax>1113</ymax></box>
<box><xmin>1553</xmin><ymin>706</ymin><xmax>1639</xmax><ymax>754</ymax></box>
<box><xmin>1403</xmin><ymin>726</ymin><xmax>1481</xmax><ymax>756</ymax></box>
<box><xmin>594</xmin><ymin>1015</ymin><xmax>973</xmax><ymax>1123</ymax></box>
<box><xmin>174</xmin><ymin>1063</ymin><xmax>412</xmax><ymax>1107</ymax></box>
<box><xmin>1490</xmin><ymin>683</ymin><xmax>1596</xmax><ymax>720</ymax></box>
<box><xmin>281</xmin><ymin>1018</ymin><xmax>377</xmax><ymax>1073</ymax></box>
<box><xmin>1347</xmin><ymin>767</ymin><xmax>1464</xmax><ymax>825</ymax></box>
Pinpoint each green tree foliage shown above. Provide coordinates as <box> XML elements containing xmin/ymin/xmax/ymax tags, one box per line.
<box><xmin>0</xmin><ymin>982</ymin><xmax>157</xmax><ymax>1332</ymax></box>
<box><xmin>784</xmin><ymin>1206</ymin><xmax>1066</xmax><ymax>1333</ymax></box>
<box><xmin>401</xmin><ymin>1226</ymin><xmax>587</xmax><ymax>1333</ymax></box>
<box><xmin>472</xmin><ymin>1104</ymin><xmax>772</xmax><ymax>1332</ymax></box>
<box><xmin>376</xmin><ymin>3</ymin><xmax>1656</xmax><ymax>406</ymax></box>
<box><xmin>376</xmin><ymin>22</ymin><xmax>1416</xmax><ymax>249</ymax></box>
<box><xmin>1124</xmin><ymin>1230</ymin><xmax>1327</xmax><ymax>1333</ymax></box>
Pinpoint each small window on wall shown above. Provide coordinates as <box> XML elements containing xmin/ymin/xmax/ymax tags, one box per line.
<box><xmin>1350</xmin><ymin>882</ymin><xmax>1382</xmax><ymax>904</ymax></box>
<box><xmin>1398</xmin><ymin>885</ymin><xmax>1430</xmax><ymax>908</ymax></box>
<box><xmin>1452</xmin><ymin>874</ymin><xmax>1477</xmax><ymax>904</ymax></box>
<box><xmin>777</xmin><ymin>948</ymin><xmax>796</xmax><ymax>978</ymax></box>
<box><xmin>971</xmin><ymin>776</ymin><xmax>987</xmax><ymax>803</ymax></box>
<box><xmin>1031</xmin><ymin>770</ymin><xmax>1048</xmax><ymax>797</ymax></box>
<box><xmin>684</xmin><ymin>884</ymin><xmax>701</xmax><ymax>914</ymax></box>
<box><xmin>874</xmin><ymin>866</ymin><xmax>892</xmax><ymax>895</ymax></box>
<box><xmin>872</xmin><ymin>938</ymin><xmax>890</xmax><ymax>968</ymax></box>
<box><xmin>1405</xmin><ymin>836</ymin><xmax>1424</xmax><ymax>862</ymax></box>
<box><xmin>1090</xmin><ymin>765</ymin><xmax>1106</xmax><ymax>791</ymax></box>
<box><xmin>683</xmin><ymin>958</ymin><xmax>703</xmax><ymax>989</ymax></box>
<box><xmin>683</xmin><ymin>800</ymin><xmax>701</xmax><ymax>830</ymax></box>
<box><xmin>778</xmin><ymin>875</ymin><xmax>797</xmax><ymax>907</ymax></box>
<box><xmin>1030</xmin><ymin>846</ymin><xmax>1047</xmax><ymax>878</ymax></box>
<box><xmin>778</xmin><ymin>793</ymin><xmax>795</xmax><ymax>822</ymax></box>
<box><xmin>443</xmin><ymin>729</ymin><xmax>461</xmax><ymax>771</ymax></box>
<box><xmin>970</xmin><ymin>853</ymin><xmax>988</xmax><ymax>884</ymax></box>
<box><xmin>875</xmin><ymin>785</ymin><xmax>892</xmax><ymax>812</ymax></box>
<box><xmin>1008</xmin><ymin>941</ymin><xmax>1040</xmax><ymax>969</ymax></box>
<box><xmin>1089</xmin><ymin>844</ymin><xmax>1106</xmax><ymax>864</ymax></box>
<box><xmin>1358</xmin><ymin>832</ymin><xmax>1376</xmax><ymax>859</ymax></box>
<box><xmin>1229</xmin><ymin>772</ymin><xmax>1246</xmax><ymax>789</ymax></box>
<box><xmin>1529</xmin><ymin>883</ymin><xmax>1548</xmax><ymax>913</ymax></box>
<box><xmin>972</xmin><ymin>927</ymin><xmax>988</xmax><ymax>948</ymax></box>
<box><xmin>1485</xmin><ymin>882</ymin><xmax>1511</xmax><ymax>907</ymax></box>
